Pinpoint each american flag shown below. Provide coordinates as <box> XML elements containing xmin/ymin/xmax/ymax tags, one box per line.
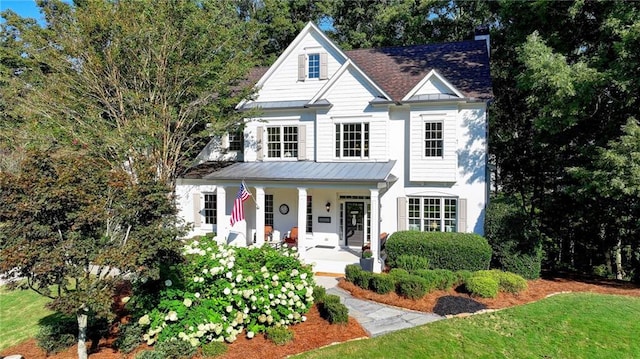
<box><xmin>230</xmin><ymin>182</ymin><xmax>251</xmax><ymax>226</ymax></box>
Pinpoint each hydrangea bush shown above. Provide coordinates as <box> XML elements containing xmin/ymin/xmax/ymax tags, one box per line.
<box><xmin>135</xmin><ymin>238</ymin><xmax>315</xmax><ymax>348</ymax></box>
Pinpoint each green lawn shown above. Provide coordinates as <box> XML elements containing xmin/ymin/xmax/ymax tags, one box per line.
<box><xmin>0</xmin><ymin>285</ymin><xmax>53</xmax><ymax>350</ymax></box>
<box><xmin>295</xmin><ymin>293</ymin><xmax>640</xmax><ymax>359</ymax></box>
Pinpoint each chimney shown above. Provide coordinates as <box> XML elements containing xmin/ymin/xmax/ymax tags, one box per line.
<box><xmin>474</xmin><ymin>25</ymin><xmax>490</xmax><ymax>57</ymax></box>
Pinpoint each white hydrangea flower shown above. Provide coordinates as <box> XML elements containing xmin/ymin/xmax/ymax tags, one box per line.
<box><xmin>300</xmin><ymin>273</ymin><xmax>307</xmax><ymax>280</ymax></box>
<box><xmin>247</xmin><ymin>331</ymin><xmax>255</xmax><ymax>339</ymax></box>
<box><xmin>223</xmin><ymin>287</ymin><xmax>231</xmax><ymax>295</ymax></box>
<box><xmin>165</xmin><ymin>279</ymin><xmax>172</xmax><ymax>287</ymax></box>
<box><xmin>195</xmin><ymin>292</ymin><xmax>200</xmax><ymax>298</ymax></box>
<box><xmin>226</xmin><ymin>305</ymin><xmax>233</xmax><ymax>313</ymax></box>
<box><xmin>138</xmin><ymin>314</ymin><xmax>150</xmax><ymax>326</ymax></box>
<box><xmin>183</xmin><ymin>298</ymin><xmax>192</xmax><ymax>307</ymax></box>
<box><xmin>166</xmin><ymin>311</ymin><xmax>178</xmax><ymax>321</ymax></box>
<box><xmin>272</xmin><ymin>274</ymin><xmax>279</xmax><ymax>281</ymax></box>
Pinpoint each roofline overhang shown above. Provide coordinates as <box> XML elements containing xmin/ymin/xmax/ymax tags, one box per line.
<box><xmin>238</xmin><ymin>102</ymin><xmax>333</xmax><ymax>112</ymax></box>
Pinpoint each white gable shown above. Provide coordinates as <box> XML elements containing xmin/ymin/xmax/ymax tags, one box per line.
<box><xmin>402</xmin><ymin>69</ymin><xmax>464</xmax><ymax>101</ymax></box>
<box><xmin>245</xmin><ymin>23</ymin><xmax>348</xmax><ymax>104</ymax></box>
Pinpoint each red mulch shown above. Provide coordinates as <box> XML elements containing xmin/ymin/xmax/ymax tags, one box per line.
<box><xmin>3</xmin><ymin>274</ymin><xmax>640</xmax><ymax>359</ymax></box>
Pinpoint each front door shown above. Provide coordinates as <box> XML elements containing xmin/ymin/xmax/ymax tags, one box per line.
<box><xmin>344</xmin><ymin>201</ymin><xmax>365</xmax><ymax>247</ymax></box>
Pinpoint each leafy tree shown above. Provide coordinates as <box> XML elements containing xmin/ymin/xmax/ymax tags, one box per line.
<box><xmin>0</xmin><ymin>149</ymin><xmax>184</xmax><ymax>359</ymax></box>
<box><xmin>1</xmin><ymin>0</ymin><xmax>257</xmax><ymax>185</ymax></box>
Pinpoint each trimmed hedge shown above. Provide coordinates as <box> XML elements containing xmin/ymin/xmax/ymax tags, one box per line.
<box><xmin>386</xmin><ymin>231</ymin><xmax>492</xmax><ymax>271</ymax></box>
<box><xmin>475</xmin><ymin>270</ymin><xmax>528</xmax><ymax>293</ymax></box>
<box><xmin>370</xmin><ymin>273</ymin><xmax>395</xmax><ymax>294</ymax></box>
<box><xmin>394</xmin><ymin>254</ymin><xmax>430</xmax><ymax>272</ymax></box>
<box><xmin>465</xmin><ymin>275</ymin><xmax>499</xmax><ymax>298</ymax></box>
<box><xmin>413</xmin><ymin>269</ymin><xmax>459</xmax><ymax>290</ymax></box>
<box><xmin>395</xmin><ymin>274</ymin><xmax>430</xmax><ymax>299</ymax></box>
<box><xmin>318</xmin><ymin>295</ymin><xmax>349</xmax><ymax>324</ymax></box>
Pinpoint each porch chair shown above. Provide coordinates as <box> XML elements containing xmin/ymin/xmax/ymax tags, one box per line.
<box><xmin>283</xmin><ymin>226</ymin><xmax>298</xmax><ymax>248</ymax></box>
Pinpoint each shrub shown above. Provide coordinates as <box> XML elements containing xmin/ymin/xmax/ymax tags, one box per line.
<box><xmin>201</xmin><ymin>341</ymin><xmax>228</xmax><ymax>357</ymax></box>
<box><xmin>134</xmin><ymin>238</ymin><xmax>315</xmax><ymax>348</ymax></box>
<box><xmin>476</xmin><ymin>270</ymin><xmax>528</xmax><ymax>294</ymax></box>
<box><xmin>394</xmin><ymin>254</ymin><xmax>430</xmax><ymax>272</ymax></box>
<box><xmin>265</xmin><ymin>326</ymin><xmax>294</xmax><ymax>345</ymax></box>
<box><xmin>465</xmin><ymin>275</ymin><xmax>499</xmax><ymax>298</ymax></box>
<box><xmin>345</xmin><ymin>264</ymin><xmax>361</xmax><ymax>283</ymax></box>
<box><xmin>414</xmin><ymin>269</ymin><xmax>458</xmax><ymax>290</ymax></box>
<box><xmin>318</xmin><ymin>295</ymin><xmax>349</xmax><ymax>324</ymax></box>
<box><xmin>36</xmin><ymin>313</ymin><xmax>78</xmax><ymax>355</ymax></box>
<box><xmin>388</xmin><ymin>268</ymin><xmax>409</xmax><ymax>278</ymax></box>
<box><xmin>135</xmin><ymin>350</ymin><xmax>165</xmax><ymax>359</ymax></box>
<box><xmin>455</xmin><ymin>270</ymin><xmax>473</xmax><ymax>284</ymax></box>
<box><xmin>385</xmin><ymin>231</ymin><xmax>492</xmax><ymax>271</ymax></box>
<box><xmin>313</xmin><ymin>285</ymin><xmax>327</xmax><ymax>303</ymax></box>
<box><xmin>500</xmin><ymin>250</ymin><xmax>543</xmax><ymax>280</ymax></box>
<box><xmin>154</xmin><ymin>338</ymin><xmax>197</xmax><ymax>359</ymax></box>
<box><xmin>113</xmin><ymin>322</ymin><xmax>144</xmax><ymax>354</ymax></box>
<box><xmin>369</xmin><ymin>274</ymin><xmax>395</xmax><ymax>294</ymax></box>
<box><xmin>396</xmin><ymin>275</ymin><xmax>429</xmax><ymax>299</ymax></box>
<box><xmin>353</xmin><ymin>270</ymin><xmax>373</xmax><ymax>289</ymax></box>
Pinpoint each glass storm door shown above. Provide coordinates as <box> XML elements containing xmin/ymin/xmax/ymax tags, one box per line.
<box><xmin>344</xmin><ymin>202</ymin><xmax>365</xmax><ymax>247</ymax></box>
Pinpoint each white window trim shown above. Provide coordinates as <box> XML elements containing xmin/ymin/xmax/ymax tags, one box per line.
<box><xmin>407</xmin><ymin>196</ymin><xmax>458</xmax><ymax>232</ymax></box>
<box><xmin>265</xmin><ymin>125</ymin><xmax>298</xmax><ymax>160</ymax></box>
<box><xmin>334</xmin><ymin>121</ymin><xmax>370</xmax><ymax>160</ymax></box>
<box><xmin>423</xmin><ymin>120</ymin><xmax>444</xmax><ymax>159</ymax></box>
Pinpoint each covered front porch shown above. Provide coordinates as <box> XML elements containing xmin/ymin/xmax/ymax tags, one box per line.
<box><xmin>177</xmin><ymin>161</ymin><xmax>397</xmax><ymax>274</ymax></box>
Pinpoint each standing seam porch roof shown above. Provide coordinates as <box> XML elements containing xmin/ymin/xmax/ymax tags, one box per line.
<box><xmin>182</xmin><ymin>161</ymin><xmax>397</xmax><ymax>183</ymax></box>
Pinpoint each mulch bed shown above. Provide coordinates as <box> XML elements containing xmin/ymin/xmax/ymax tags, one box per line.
<box><xmin>3</xmin><ymin>273</ymin><xmax>640</xmax><ymax>359</ymax></box>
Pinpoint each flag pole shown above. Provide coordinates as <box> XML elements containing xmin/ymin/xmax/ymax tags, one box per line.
<box><xmin>242</xmin><ymin>180</ymin><xmax>259</xmax><ymax>209</ymax></box>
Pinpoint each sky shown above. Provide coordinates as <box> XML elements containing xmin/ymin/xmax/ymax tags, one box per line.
<box><xmin>0</xmin><ymin>0</ymin><xmax>46</xmax><ymax>23</ymax></box>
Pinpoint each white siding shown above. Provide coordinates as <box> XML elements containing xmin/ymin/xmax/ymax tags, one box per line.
<box><xmin>243</xmin><ymin>113</ymin><xmax>316</xmax><ymax>162</ymax></box>
<box><xmin>409</xmin><ymin>105</ymin><xmax>458</xmax><ymax>182</ymax></box>
<box><xmin>256</xmin><ymin>31</ymin><xmax>346</xmax><ymax>102</ymax></box>
<box><xmin>414</xmin><ymin>77</ymin><xmax>453</xmax><ymax>96</ymax></box>
<box><xmin>316</xmin><ymin>67</ymin><xmax>388</xmax><ymax>162</ymax></box>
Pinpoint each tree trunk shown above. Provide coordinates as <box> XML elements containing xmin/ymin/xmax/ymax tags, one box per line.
<box><xmin>77</xmin><ymin>306</ymin><xmax>89</xmax><ymax>359</ymax></box>
<box><xmin>615</xmin><ymin>237</ymin><xmax>624</xmax><ymax>280</ymax></box>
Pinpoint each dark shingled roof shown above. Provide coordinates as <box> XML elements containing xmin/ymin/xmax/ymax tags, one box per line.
<box><xmin>245</xmin><ymin>40</ymin><xmax>492</xmax><ymax>103</ymax></box>
<box><xmin>345</xmin><ymin>40</ymin><xmax>492</xmax><ymax>101</ymax></box>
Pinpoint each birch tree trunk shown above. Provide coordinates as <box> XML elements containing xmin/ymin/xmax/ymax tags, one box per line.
<box><xmin>77</xmin><ymin>306</ymin><xmax>89</xmax><ymax>359</ymax></box>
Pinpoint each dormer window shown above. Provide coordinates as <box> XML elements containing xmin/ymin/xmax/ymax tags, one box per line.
<box><xmin>298</xmin><ymin>53</ymin><xmax>328</xmax><ymax>81</ymax></box>
<box><xmin>228</xmin><ymin>132</ymin><xmax>243</xmax><ymax>151</ymax></box>
<box><xmin>308</xmin><ymin>53</ymin><xmax>320</xmax><ymax>78</ymax></box>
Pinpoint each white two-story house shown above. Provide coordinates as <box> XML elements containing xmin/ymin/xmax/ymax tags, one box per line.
<box><xmin>175</xmin><ymin>22</ymin><xmax>492</xmax><ymax>273</ymax></box>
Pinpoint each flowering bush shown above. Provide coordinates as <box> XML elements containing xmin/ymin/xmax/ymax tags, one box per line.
<box><xmin>135</xmin><ymin>238</ymin><xmax>315</xmax><ymax>348</ymax></box>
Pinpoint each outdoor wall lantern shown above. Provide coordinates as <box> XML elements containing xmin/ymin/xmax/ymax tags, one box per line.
<box><xmin>325</xmin><ymin>202</ymin><xmax>331</xmax><ymax>212</ymax></box>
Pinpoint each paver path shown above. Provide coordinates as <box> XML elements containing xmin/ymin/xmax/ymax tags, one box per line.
<box><xmin>315</xmin><ymin>276</ymin><xmax>443</xmax><ymax>337</ymax></box>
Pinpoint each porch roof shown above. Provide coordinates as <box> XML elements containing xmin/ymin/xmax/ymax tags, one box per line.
<box><xmin>183</xmin><ymin>160</ymin><xmax>397</xmax><ymax>183</ymax></box>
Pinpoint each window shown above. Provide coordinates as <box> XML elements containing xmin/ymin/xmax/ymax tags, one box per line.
<box><xmin>306</xmin><ymin>196</ymin><xmax>313</xmax><ymax>233</ymax></box>
<box><xmin>424</xmin><ymin>121</ymin><xmax>443</xmax><ymax>157</ymax></box>
<box><xmin>408</xmin><ymin>197</ymin><xmax>457</xmax><ymax>232</ymax></box>
<box><xmin>335</xmin><ymin>123</ymin><xmax>369</xmax><ymax>158</ymax></box>
<box><xmin>204</xmin><ymin>193</ymin><xmax>217</xmax><ymax>224</ymax></box>
<box><xmin>228</xmin><ymin>132</ymin><xmax>243</xmax><ymax>151</ymax></box>
<box><xmin>267</xmin><ymin>126</ymin><xmax>297</xmax><ymax>159</ymax></box>
<box><xmin>265</xmin><ymin>194</ymin><xmax>274</xmax><ymax>226</ymax></box>
<box><xmin>308</xmin><ymin>53</ymin><xmax>320</xmax><ymax>79</ymax></box>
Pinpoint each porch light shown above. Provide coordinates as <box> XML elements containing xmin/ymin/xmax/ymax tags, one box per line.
<box><xmin>325</xmin><ymin>202</ymin><xmax>331</xmax><ymax>212</ymax></box>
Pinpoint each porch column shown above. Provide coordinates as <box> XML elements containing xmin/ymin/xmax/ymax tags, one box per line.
<box><xmin>370</xmin><ymin>188</ymin><xmax>382</xmax><ymax>273</ymax></box>
<box><xmin>297</xmin><ymin>187</ymin><xmax>307</xmax><ymax>260</ymax></box>
<box><xmin>216</xmin><ymin>186</ymin><xmax>227</xmax><ymax>244</ymax></box>
<box><xmin>255</xmin><ymin>186</ymin><xmax>266</xmax><ymax>246</ymax></box>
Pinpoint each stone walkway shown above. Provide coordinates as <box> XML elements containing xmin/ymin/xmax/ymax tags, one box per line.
<box><xmin>314</xmin><ymin>276</ymin><xmax>443</xmax><ymax>337</ymax></box>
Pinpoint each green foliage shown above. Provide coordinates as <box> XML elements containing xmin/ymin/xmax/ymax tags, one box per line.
<box><xmin>413</xmin><ymin>269</ymin><xmax>459</xmax><ymax>290</ymax></box>
<box><xmin>396</xmin><ymin>275</ymin><xmax>429</xmax><ymax>300</ymax></box>
<box><xmin>475</xmin><ymin>270</ymin><xmax>528</xmax><ymax>294</ymax></box>
<box><xmin>265</xmin><ymin>326</ymin><xmax>294</xmax><ymax>346</ymax></box>
<box><xmin>134</xmin><ymin>350</ymin><xmax>165</xmax><ymax>359</ymax></box>
<box><xmin>465</xmin><ymin>275</ymin><xmax>499</xmax><ymax>298</ymax></box>
<box><xmin>386</xmin><ymin>231</ymin><xmax>492</xmax><ymax>272</ymax></box>
<box><xmin>369</xmin><ymin>274</ymin><xmax>395</xmax><ymax>294</ymax></box>
<box><xmin>353</xmin><ymin>270</ymin><xmax>373</xmax><ymax>289</ymax></box>
<box><xmin>35</xmin><ymin>314</ymin><xmax>77</xmax><ymax>355</ymax></box>
<box><xmin>154</xmin><ymin>338</ymin><xmax>197</xmax><ymax>359</ymax></box>
<box><xmin>455</xmin><ymin>270</ymin><xmax>474</xmax><ymax>284</ymax></box>
<box><xmin>388</xmin><ymin>268</ymin><xmax>409</xmax><ymax>278</ymax></box>
<box><xmin>201</xmin><ymin>341</ymin><xmax>228</xmax><ymax>357</ymax></box>
<box><xmin>113</xmin><ymin>322</ymin><xmax>144</xmax><ymax>354</ymax></box>
<box><xmin>134</xmin><ymin>238</ymin><xmax>314</xmax><ymax>347</ymax></box>
<box><xmin>312</xmin><ymin>285</ymin><xmax>327</xmax><ymax>304</ymax></box>
<box><xmin>344</xmin><ymin>264</ymin><xmax>360</xmax><ymax>283</ymax></box>
<box><xmin>318</xmin><ymin>295</ymin><xmax>349</xmax><ymax>324</ymax></box>
<box><xmin>485</xmin><ymin>195</ymin><xmax>542</xmax><ymax>279</ymax></box>
<box><xmin>394</xmin><ymin>255</ymin><xmax>430</xmax><ymax>272</ymax></box>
